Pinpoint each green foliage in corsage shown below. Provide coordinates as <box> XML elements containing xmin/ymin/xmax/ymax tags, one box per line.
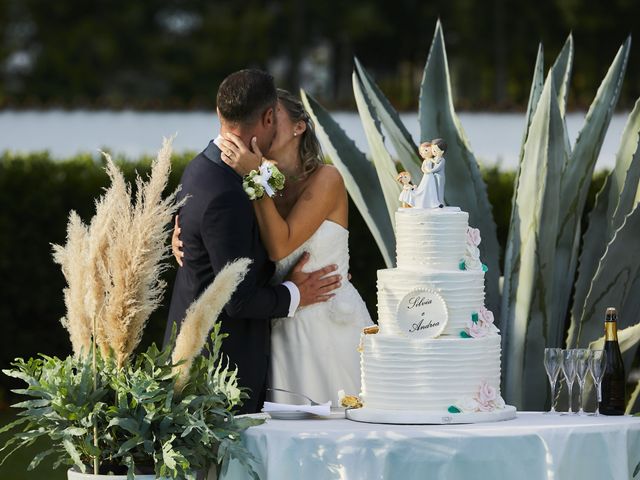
<box><xmin>242</xmin><ymin>163</ymin><xmax>286</xmax><ymax>201</ymax></box>
<box><xmin>0</xmin><ymin>325</ymin><xmax>262</xmax><ymax>479</ymax></box>
<box><xmin>242</xmin><ymin>170</ymin><xmax>265</xmax><ymax>201</ymax></box>
<box><xmin>268</xmin><ymin>164</ymin><xmax>286</xmax><ymax>192</ymax></box>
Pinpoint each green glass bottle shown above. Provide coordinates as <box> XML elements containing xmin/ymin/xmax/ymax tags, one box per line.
<box><xmin>600</xmin><ymin>307</ymin><xmax>626</xmax><ymax>415</ymax></box>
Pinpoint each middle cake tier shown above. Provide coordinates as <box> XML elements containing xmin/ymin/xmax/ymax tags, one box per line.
<box><xmin>377</xmin><ymin>268</ymin><xmax>485</xmax><ymax>337</ymax></box>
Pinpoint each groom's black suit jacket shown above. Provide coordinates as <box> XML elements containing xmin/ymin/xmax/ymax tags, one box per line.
<box><xmin>166</xmin><ymin>140</ymin><xmax>291</xmax><ymax>414</ymax></box>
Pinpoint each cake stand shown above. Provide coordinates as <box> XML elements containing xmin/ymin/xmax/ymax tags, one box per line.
<box><xmin>346</xmin><ymin>405</ymin><xmax>517</xmax><ymax>425</ymax></box>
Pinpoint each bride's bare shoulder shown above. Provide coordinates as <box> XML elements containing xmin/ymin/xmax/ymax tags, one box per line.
<box><xmin>308</xmin><ymin>164</ymin><xmax>344</xmax><ymax>190</ymax></box>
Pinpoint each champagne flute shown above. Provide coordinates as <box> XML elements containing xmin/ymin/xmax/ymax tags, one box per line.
<box><xmin>543</xmin><ymin>348</ymin><xmax>563</xmax><ymax>414</ymax></box>
<box><xmin>589</xmin><ymin>350</ymin><xmax>607</xmax><ymax>416</ymax></box>
<box><xmin>561</xmin><ymin>349</ymin><xmax>577</xmax><ymax>414</ymax></box>
<box><xmin>574</xmin><ymin>348</ymin><xmax>590</xmax><ymax>415</ymax></box>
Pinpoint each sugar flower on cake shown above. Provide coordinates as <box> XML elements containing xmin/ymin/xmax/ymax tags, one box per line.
<box><xmin>461</xmin><ymin>306</ymin><xmax>498</xmax><ymax>338</ymax></box>
<box><xmin>449</xmin><ymin>381</ymin><xmax>506</xmax><ymax>413</ymax></box>
<box><xmin>460</xmin><ymin>227</ymin><xmax>483</xmax><ymax>271</ymax></box>
<box><xmin>466</xmin><ymin>227</ymin><xmax>481</xmax><ymax>247</ymax></box>
<box><xmin>475</xmin><ymin>382</ymin><xmax>506</xmax><ymax>412</ymax></box>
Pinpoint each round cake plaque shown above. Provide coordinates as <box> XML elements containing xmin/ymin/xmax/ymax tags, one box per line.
<box><xmin>396</xmin><ymin>288</ymin><xmax>448</xmax><ymax>339</ymax></box>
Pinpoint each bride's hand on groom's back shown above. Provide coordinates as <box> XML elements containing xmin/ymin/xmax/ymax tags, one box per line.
<box><xmin>288</xmin><ymin>252</ymin><xmax>341</xmax><ymax>307</ymax></box>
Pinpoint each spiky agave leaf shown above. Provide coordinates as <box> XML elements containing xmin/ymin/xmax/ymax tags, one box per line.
<box><xmin>551</xmin><ymin>38</ymin><xmax>631</xmax><ymax>348</ymax></box>
<box><xmin>572</xmin><ymin>204</ymin><xmax>640</xmax><ymax>349</ymax></box>
<box><xmin>501</xmin><ymin>44</ymin><xmax>545</xmax><ymax>347</ymax></box>
<box><xmin>501</xmin><ymin>73</ymin><xmax>564</xmax><ymax>409</ymax></box>
<box><xmin>352</xmin><ymin>70</ymin><xmax>402</xmax><ymax>227</ymax></box>
<box><xmin>301</xmin><ymin>89</ymin><xmax>395</xmax><ymax>267</ymax></box>
<box><xmin>418</xmin><ymin>20</ymin><xmax>501</xmax><ymax>316</ymax></box>
<box><xmin>550</xmin><ymin>34</ymin><xmax>574</xmax><ymax>118</ymax></box>
<box><xmin>353</xmin><ymin>58</ymin><xmax>422</xmax><ymax>181</ymax></box>
<box><xmin>569</xmin><ymin>94</ymin><xmax>640</xmax><ymax>348</ymax></box>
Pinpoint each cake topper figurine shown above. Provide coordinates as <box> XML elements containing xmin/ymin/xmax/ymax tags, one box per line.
<box><xmin>396</xmin><ymin>171</ymin><xmax>415</xmax><ymax>208</ymax></box>
<box><xmin>414</xmin><ymin>138</ymin><xmax>447</xmax><ymax>209</ymax></box>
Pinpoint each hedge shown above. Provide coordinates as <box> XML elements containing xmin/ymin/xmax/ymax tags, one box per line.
<box><xmin>0</xmin><ymin>152</ymin><xmax>607</xmax><ymax>404</ymax></box>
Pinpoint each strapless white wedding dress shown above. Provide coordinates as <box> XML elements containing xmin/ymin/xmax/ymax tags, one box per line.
<box><xmin>270</xmin><ymin>220</ymin><xmax>373</xmax><ymax>406</ymax></box>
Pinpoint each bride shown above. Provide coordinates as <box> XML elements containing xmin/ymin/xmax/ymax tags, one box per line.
<box><xmin>414</xmin><ymin>141</ymin><xmax>445</xmax><ymax>209</ymax></box>
<box><xmin>173</xmin><ymin>89</ymin><xmax>372</xmax><ymax>406</ymax></box>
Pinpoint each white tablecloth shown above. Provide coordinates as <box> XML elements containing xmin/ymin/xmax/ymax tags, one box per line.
<box><xmin>220</xmin><ymin>412</ymin><xmax>640</xmax><ymax>480</ymax></box>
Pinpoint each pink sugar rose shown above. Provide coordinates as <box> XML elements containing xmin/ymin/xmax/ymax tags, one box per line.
<box><xmin>466</xmin><ymin>227</ymin><xmax>482</xmax><ymax>247</ymax></box>
<box><xmin>469</xmin><ymin>320</ymin><xmax>489</xmax><ymax>338</ymax></box>
<box><xmin>477</xmin><ymin>382</ymin><xmax>498</xmax><ymax>405</ymax></box>
<box><xmin>478</xmin><ymin>307</ymin><xmax>494</xmax><ymax>326</ymax></box>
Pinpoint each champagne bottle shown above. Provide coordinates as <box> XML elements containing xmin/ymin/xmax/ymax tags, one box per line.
<box><xmin>599</xmin><ymin>307</ymin><xmax>626</xmax><ymax>415</ymax></box>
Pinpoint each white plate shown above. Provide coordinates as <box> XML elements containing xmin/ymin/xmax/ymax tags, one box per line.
<box><xmin>264</xmin><ymin>410</ymin><xmax>315</xmax><ymax>420</ymax></box>
<box><xmin>262</xmin><ymin>407</ymin><xmax>346</xmax><ymax>420</ymax></box>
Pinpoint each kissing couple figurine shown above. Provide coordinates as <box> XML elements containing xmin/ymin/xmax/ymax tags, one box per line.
<box><xmin>397</xmin><ymin>138</ymin><xmax>447</xmax><ymax>209</ymax></box>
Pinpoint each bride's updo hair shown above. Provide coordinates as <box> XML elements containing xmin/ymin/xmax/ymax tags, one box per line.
<box><xmin>277</xmin><ymin>89</ymin><xmax>324</xmax><ymax>177</ymax></box>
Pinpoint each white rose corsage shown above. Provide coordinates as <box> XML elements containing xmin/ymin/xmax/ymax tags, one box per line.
<box><xmin>242</xmin><ymin>161</ymin><xmax>286</xmax><ymax>200</ymax></box>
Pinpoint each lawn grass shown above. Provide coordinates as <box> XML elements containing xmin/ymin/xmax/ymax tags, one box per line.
<box><xmin>0</xmin><ymin>410</ymin><xmax>67</xmax><ymax>480</ymax></box>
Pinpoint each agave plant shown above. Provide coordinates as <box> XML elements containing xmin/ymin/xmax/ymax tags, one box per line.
<box><xmin>302</xmin><ymin>20</ymin><xmax>640</xmax><ymax>411</ymax></box>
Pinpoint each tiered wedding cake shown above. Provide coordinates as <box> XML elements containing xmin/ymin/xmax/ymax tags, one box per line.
<box><xmin>346</xmin><ymin>140</ymin><xmax>515</xmax><ymax>425</ymax></box>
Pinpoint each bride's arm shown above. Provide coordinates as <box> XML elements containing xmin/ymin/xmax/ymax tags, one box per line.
<box><xmin>254</xmin><ymin>166</ymin><xmax>344</xmax><ymax>261</ymax></box>
<box><xmin>421</xmin><ymin>159</ymin><xmax>434</xmax><ymax>173</ymax></box>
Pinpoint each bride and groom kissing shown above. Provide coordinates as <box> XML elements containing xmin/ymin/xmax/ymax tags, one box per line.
<box><xmin>164</xmin><ymin>69</ymin><xmax>372</xmax><ymax>414</ymax></box>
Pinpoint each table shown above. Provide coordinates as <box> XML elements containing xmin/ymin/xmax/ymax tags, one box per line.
<box><xmin>220</xmin><ymin>412</ymin><xmax>640</xmax><ymax>480</ymax></box>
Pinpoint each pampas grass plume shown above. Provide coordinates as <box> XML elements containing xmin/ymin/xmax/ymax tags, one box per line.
<box><xmin>53</xmin><ymin>136</ymin><xmax>184</xmax><ymax>366</ymax></box>
<box><xmin>52</xmin><ymin>211</ymin><xmax>92</xmax><ymax>356</ymax></box>
<box><xmin>172</xmin><ymin>258</ymin><xmax>251</xmax><ymax>390</ymax></box>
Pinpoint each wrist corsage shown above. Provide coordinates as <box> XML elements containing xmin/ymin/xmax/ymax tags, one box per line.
<box><xmin>242</xmin><ymin>161</ymin><xmax>286</xmax><ymax>200</ymax></box>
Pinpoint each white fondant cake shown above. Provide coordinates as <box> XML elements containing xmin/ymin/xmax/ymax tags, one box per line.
<box><xmin>395</xmin><ymin>207</ymin><xmax>468</xmax><ymax>271</ymax></box>
<box><xmin>360</xmin><ymin>333</ymin><xmax>501</xmax><ymax>411</ymax></box>
<box><xmin>377</xmin><ymin>269</ymin><xmax>485</xmax><ymax>336</ymax></box>
<box><xmin>355</xmin><ymin>206</ymin><xmax>511</xmax><ymax>422</ymax></box>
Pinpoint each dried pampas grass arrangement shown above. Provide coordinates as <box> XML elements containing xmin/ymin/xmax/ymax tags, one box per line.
<box><xmin>52</xmin><ymin>212</ymin><xmax>92</xmax><ymax>356</ymax></box>
<box><xmin>53</xmin><ymin>137</ymin><xmax>184</xmax><ymax>366</ymax></box>
<box><xmin>172</xmin><ymin>258</ymin><xmax>252</xmax><ymax>390</ymax></box>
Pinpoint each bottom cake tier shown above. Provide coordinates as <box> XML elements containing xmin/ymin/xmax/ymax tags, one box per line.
<box><xmin>360</xmin><ymin>333</ymin><xmax>503</xmax><ymax>412</ymax></box>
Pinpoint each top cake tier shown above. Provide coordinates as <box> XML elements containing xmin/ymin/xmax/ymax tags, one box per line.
<box><xmin>396</xmin><ymin>207</ymin><xmax>469</xmax><ymax>271</ymax></box>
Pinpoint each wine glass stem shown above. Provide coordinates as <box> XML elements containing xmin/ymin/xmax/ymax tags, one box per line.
<box><xmin>595</xmin><ymin>381</ymin><xmax>602</xmax><ymax>416</ymax></box>
<box><xmin>578</xmin><ymin>380</ymin><xmax>584</xmax><ymax>414</ymax></box>
<box><xmin>567</xmin><ymin>382</ymin><xmax>573</xmax><ymax>413</ymax></box>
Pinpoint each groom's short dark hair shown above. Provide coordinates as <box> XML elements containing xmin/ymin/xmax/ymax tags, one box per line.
<box><xmin>216</xmin><ymin>69</ymin><xmax>277</xmax><ymax>125</ymax></box>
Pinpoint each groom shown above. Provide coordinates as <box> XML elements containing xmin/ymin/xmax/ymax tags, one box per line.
<box><xmin>166</xmin><ymin>69</ymin><xmax>341</xmax><ymax>414</ymax></box>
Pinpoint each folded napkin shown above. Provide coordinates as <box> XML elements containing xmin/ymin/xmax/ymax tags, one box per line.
<box><xmin>262</xmin><ymin>401</ymin><xmax>331</xmax><ymax>416</ymax></box>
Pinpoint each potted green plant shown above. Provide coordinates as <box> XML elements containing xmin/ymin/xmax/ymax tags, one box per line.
<box><xmin>0</xmin><ymin>138</ymin><xmax>262</xmax><ymax>479</ymax></box>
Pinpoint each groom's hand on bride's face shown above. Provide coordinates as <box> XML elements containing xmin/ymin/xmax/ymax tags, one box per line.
<box><xmin>288</xmin><ymin>252</ymin><xmax>341</xmax><ymax>308</ymax></box>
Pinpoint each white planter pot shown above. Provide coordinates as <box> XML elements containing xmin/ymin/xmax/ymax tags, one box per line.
<box><xmin>67</xmin><ymin>469</ymin><xmax>160</xmax><ymax>479</ymax></box>
<box><xmin>68</xmin><ymin>468</ymin><xmax>212</xmax><ymax>479</ymax></box>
